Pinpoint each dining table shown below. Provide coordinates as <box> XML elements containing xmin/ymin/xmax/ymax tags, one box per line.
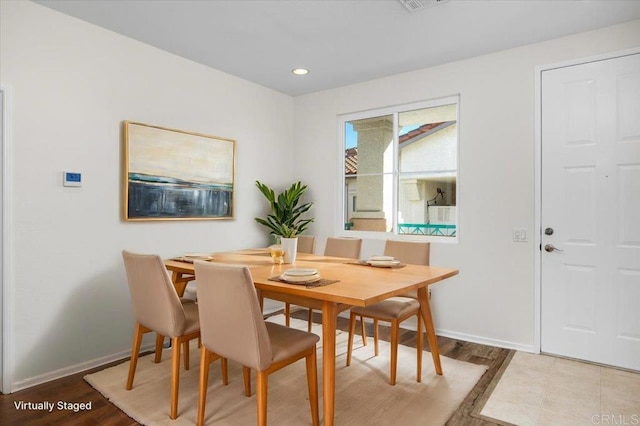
<box><xmin>165</xmin><ymin>249</ymin><xmax>459</xmax><ymax>426</ymax></box>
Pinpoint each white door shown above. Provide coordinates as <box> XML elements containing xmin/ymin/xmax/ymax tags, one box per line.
<box><xmin>541</xmin><ymin>53</ymin><xmax>640</xmax><ymax>371</ymax></box>
<box><xmin>0</xmin><ymin>88</ymin><xmax>4</xmax><ymax>390</ymax></box>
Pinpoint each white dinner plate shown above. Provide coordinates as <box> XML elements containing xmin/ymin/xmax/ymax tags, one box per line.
<box><xmin>280</xmin><ymin>273</ymin><xmax>321</xmax><ymax>283</ymax></box>
<box><xmin>367</xmin><ymin>260</ymin><xmax>401</xmax><ymax>267</ymax></box>
<box><xmin>368</xmin><ymin>255</ymin><xmax>395</xmax><ymax>262</ymax></box>
<box><xmin>283</xmin><ymin>268</ymin><xmax>319</xmax><ymax>277</ymax></box>
<box><xmin>183</xmin><ymin>253</ymin><xmax>213</xmax><ymax>261</ymax></box>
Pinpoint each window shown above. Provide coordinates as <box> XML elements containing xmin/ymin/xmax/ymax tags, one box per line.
<box><xmin>339</xmin><ymin>96</ymin><xmax>458</xmax><ymax>239</ymax></box>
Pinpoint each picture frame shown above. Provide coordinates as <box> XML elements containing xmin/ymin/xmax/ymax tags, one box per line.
<box><xmin>123</xmin><ymin>121</ymin><xmax>235</xmax><ymax>221</ymax></box>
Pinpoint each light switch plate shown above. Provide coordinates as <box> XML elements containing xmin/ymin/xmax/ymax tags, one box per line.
<box><xmin>512</xmin><ymin>228</ymin><xmax>527</xmax><ymax>242</ymax></box>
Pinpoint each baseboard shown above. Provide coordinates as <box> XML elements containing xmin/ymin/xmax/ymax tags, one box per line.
<box><xmin>436</xmin><ymin>328</ymin><xmax>536</xmax><ymax>353</ymax></box>
<box><xmin>338</xmin><ymin>311</ymin><xmax>536</xmax><ymax>353</ymax></box>
<box><xmin>9</xmin><ymin>344</ymin><xmax>153</xmax><ymax>393</ymax></box>
<box><xmin>9</xmin><ymin>324</ymin><xmax>535</xmax><ymax>392</ymax></box>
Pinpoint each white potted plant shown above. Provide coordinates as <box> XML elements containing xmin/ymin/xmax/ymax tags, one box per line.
<box><xmin>254</xmin><ymin>181</ymin><xmax>314</xmax><ymax>263</ymax></box>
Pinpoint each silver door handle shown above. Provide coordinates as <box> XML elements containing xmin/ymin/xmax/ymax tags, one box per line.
<box><xmin>544</xmin><ymin>244</ymin><xmax>563</xmax><ymax>253</ymax></box>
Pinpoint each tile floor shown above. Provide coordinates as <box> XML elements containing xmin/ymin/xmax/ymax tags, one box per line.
<box><xmin>480</xmin><ymin>351</ymin><xmax>640</xmax><ymax>426</ymax></box>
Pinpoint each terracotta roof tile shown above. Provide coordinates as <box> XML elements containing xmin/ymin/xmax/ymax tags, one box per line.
<box><xmin>345</xmin><ymin>147</ymin><xmax>357</xmax><ymax>175</ymax></box>
<box><xmin>345</xmin><ymin>122</ymin><xmax>448</xmax><ymax>174</ymax></box>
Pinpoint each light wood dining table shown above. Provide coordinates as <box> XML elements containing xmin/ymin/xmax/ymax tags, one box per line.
<box><xmin>165</xmin><ymin>249</ymin><xmax>458</xmax><ymax>426</ymax></box>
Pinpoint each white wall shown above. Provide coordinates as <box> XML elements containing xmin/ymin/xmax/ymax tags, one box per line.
<box><xmin>295</xmin><ymin>20</ymin><xmax>640</xmax><ymax>349</ymax></box>
<box><xmin>0</xmin><ymin>1</ymin><xmax>294</xmax><ymax>390</ymax></box>
<box><xmin>3</xmin><ymin>0</ymin><xmax>639</xmax><ymax>391</ymax></box>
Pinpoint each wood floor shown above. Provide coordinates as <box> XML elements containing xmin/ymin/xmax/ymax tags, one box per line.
<box><xmin>0</xmin><ymin>311</ymin><xmax>512</xmax><ymax>425</ymax></box>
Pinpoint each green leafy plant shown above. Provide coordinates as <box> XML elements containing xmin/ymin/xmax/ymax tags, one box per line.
<box><xmin>254</xmin><ymin>181</ymin><xmax>314</xmax><ymax>238</ymax></box>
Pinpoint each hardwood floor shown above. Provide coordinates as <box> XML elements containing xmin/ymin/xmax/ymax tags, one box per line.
<box><xmin>0</xmin><ymin>311</ymin><xmax>512</xmax><ymax>425</ymax></box>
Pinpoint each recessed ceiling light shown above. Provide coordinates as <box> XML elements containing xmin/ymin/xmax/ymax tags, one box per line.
<box><xmin>292</xmin><ymin>68</ymin><xmax>309</xmax><ymax>76</ymax></box>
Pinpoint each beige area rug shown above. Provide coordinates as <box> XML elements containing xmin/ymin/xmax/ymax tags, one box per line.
<box><xmin>85</xmin><ymin>316</ymin><xmax>488</xmax><ymax>425</ymax></box>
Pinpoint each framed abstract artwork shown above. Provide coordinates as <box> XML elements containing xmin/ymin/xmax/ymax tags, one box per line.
<box><xmin>123</xmin><ymin>121</ymin><xmax>235</xmax><ymax>221</ymax></box>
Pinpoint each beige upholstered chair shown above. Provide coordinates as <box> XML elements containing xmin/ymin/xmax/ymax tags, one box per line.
<box><xmin>302</xmin><ymin>237</ymin><xmax>363</xmax><ymax>331</ymax></box>
<box><xmin>324</xmin><ymin>237</ymin><xmax>362</xmax><ymax>259</ymax></box>
<box><xmin>121</xmin><ymin>250</ymin><xmax>203</xmax><ymax>420</ymax></box>
<box><xmin>346</xmin><ymin>240</ymin><xmax>430</xmax><ymax>385</ymax></box>
<box><xmin>296</xmin><ymin>235</ymin><xmax>316</xmax><ymax>254</ymax></box>
<box><xmin>194</xmin><ymin>262</ymin><xmax>320</xmax><ymax>426</ymax></box>
<box><xmin>284</xmin><ymin>235</ymin><xmax>316</xmax><ymax>328</ymax></box>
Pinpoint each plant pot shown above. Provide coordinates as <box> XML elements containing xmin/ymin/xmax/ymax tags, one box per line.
<box><xmin>280</xmin><ymin>237</ymin><xmax>298</xmax><ymax>264</ymax></box>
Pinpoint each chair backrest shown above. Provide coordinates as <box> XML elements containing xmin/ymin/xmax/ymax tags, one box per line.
<box><xmin>324</xmin><ymin>237</ymin><xmax>362</xmax><ymax>259</ymax></box>
<box><xmin>194</xmin><ymin>262</ymin><xmax>273</xmax><ymax>371</ymax></box>
<box><xmin>384</xmin><ymin>240</ymin><xmax>430</xmax><ymax>266</ymax></box>
<box><xmin>297</xmin><ymin>235</ymin><xmax>316</xmax><ymax>254</ymax></box>
<box><xmin>121</xmin><ymin>250</ymin><xmax>187</xmax><ymax>337</ymax></box>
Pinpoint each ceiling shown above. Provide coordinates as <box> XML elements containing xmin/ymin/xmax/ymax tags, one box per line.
<box><xmin>34</xmin><ymin>0</ymin><xmax>640</xmax><ymax>96</ymax></box>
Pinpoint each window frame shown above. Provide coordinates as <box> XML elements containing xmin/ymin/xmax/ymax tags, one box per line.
<box><xmin>336</xmin><ymin>95</ymin><xmax>460</xmax><ymax>243</ymax></box>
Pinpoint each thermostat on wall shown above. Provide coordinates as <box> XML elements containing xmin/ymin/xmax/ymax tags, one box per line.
<box><xmin>63</xmin><ymin>171</ymin><xmax>82</xmax><ymax>187</ymax></box>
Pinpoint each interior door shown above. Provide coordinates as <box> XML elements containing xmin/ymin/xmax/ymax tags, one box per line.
<box><xmin>0</xmin><ymin>88</ymin><xmax>4</xmax><ymax>391</ymax></box>
<box><xmin>541</xmin><ymin>53</ymin><xmax>640</xmax><ymax>371</ymax></box>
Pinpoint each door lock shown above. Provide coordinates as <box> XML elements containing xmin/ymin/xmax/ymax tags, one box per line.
<box><xmin>544</xmin><ymin>227</ymin><xmax>554</xmax><ymax>235</ymax></box>
<box><xmin>544</xmin><ymin>244</ymin><xmax>563</xmax><ymax>253</ymax></box>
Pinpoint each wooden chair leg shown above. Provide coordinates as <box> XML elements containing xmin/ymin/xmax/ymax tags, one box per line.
<box><xmin>170</xmin><ymin>337</ymin><xmax>181</xmax><ymax>419</ymax></box>
<box><xmin>126</xmin><ymin>323</ymin><xmax>144</xmax><ymax>390</ymax></box>
<box><xmin>360</xmin><ymin>315</ymin><xmax>367</xmax><ymax>346</ymax></box>
<box><xmin>416</xmin><ymin>312</ymin><xmax>423</xmax><ymax>383</ymax></box>
<box><xmin>307</xmin><ymin>308</ymin><xmax>313</xmax><ymax>332</ymax></box>
<box><xmin>243</xmin><ymin>366</ymin><xmax>252</xmax><ymax>397</ymax></box>
<box><xmin>183</xmin><ymin>340</ymin><xmax>190</xmax><ymax>370</ymax></box>
<box><xmin>285</xmin><ymin>303</ymin><xmax>291</xmax><ymax>327</ymax></box>
<box><xmin>256</xmin><ymin>371</ymin><xmax>268</xmax><ymax>426</ymax></box>
<box><xmin>154</xmin><ymin>333</ymin><xmax>164</xmax><ymax>363</ymax></box>
<box><xmin>221</xmin><ymin>357</ymin><xmax>229</xmax><ymax>385</ymax></box>
<box><xmin>346</xmin><ymin>312</ymin><xmax>357</xmax><ymax>366</ymax></box>
<box><xmin>373</xmin><ymin>319</ymin><xmax>380</xmax><ymax>357</ymax></box>
<box><xmin>390</xmin><ymin>320</ymin><xmax>399</xmax><ymax>386</ymax></box>
<box><xmin>197</xmin><ymin>347</ymin><xmax>210</xmax><ymax>426</ymax></box>
<box><xmin>306</xmin><ymin>347</ymin><xmax>320</xmax><ymax>426</ymax></box>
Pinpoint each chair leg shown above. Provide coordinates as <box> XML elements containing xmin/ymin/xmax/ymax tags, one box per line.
<box><xmin>221</xmin><ymin>357</ymin><xmax>229</xmax><ymax>385</ymax></box>
<box><xmin>170</xmin><ymin>337</ymin><xmax>181</xmax><ymax>419</ymax></box>
<box><xmin>373</xmin><ymin>319</ymin><xmax>380</xmax><ymax>357</ymax></box>
<box><xmin>256</xmin><ymin>371</ymin><xmax>268</xmax><ymax>426</ymax></box>
<box><xmin>126</xmin><ymin>323</ymin><xmax>144</xmax><ymax>390</ymax></box>
<box><xmin>307</xmin><ymin>308</ymin><xmax>313</xmax><ymax>332</ymax></box>
<box><xmin>305</xmin><ymin>346</ymin><xmax>320</xmax><ymax>426</ymax></box>
<box><xmin>416</xmin><ymin>313</ymin><xmax>423</xmax><ymax>383</ymax></box>
<box><xmin>197</xmin><ymin>347</ymin><xmax>211</xmax><ymax>426</ymax></box>
<box><xmin>243</xmin><ymin>366</ymin><xmax>252</xmax><ymax>397</ymax></box>
<box><xmin>183</xmin><ymin>340</ymin><xmax>190</xmax><ymax>370</ymax></box>
<box><xmin>285</xmin><ymin>303</ymin><xmax>291</xmax><ymax>327</ymax></box>
<box><xmin>154</xmin><ymin>333</ymin><xmax>164</xmax><ymax>363</ymax></box>
<box><xmin>346</xmin><ymin>311</ymin><xmax>357</xmax><ymax>366</ymax></box>
<box><xmin>360</xmin><ymin>315</ymin><xmax>367</xmax><ymax>346</ymax></box>
<box><xmin>390</xmin><ymin>320</ymin><xmax>399</xmax><ymax>386</ymax></box>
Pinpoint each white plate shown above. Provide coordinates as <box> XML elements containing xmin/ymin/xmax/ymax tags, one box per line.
<box><xmin>367</xmin><ymin>260</ymin><xmax>401</xmax><ymax>267</ymax></box>
<box><xmin>280</xmin><ymin>273</ymin><xmax>321</xmax><ymax>283</ymax></box>
<box><xmin>368</xmin><ymin>255</ymin><xmax>394</xmax><ymax>262</ymax></box>
<box><xmin>283</xmin><ymin>268</ymin><xmax>319</xmax><ymax>277</ymax></box>
<box><xmin>183</xmin><ymin>253</ymin><xmax>213</xmax><ymax>260</ymax></box>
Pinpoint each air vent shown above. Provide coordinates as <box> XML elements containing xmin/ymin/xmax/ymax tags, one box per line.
<box><xmin>399</xmin><ymin>0</ymin><xmax>451</xmax><ymax>13</ymax></box>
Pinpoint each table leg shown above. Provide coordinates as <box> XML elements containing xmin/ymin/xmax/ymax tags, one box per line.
<box><xmin>321</xmin><ymin>301</ymin><xmax>337</xmax><ymax>426</ymax></box>
<box><xmin>417</xmin><ymin>287</ymin><xmax>443</xmax><ymax>375</ymax></box>
<box><xmin>170</xmin><ymin>271</ymin><xmax>189</xmax><ymax>297</ymax></box>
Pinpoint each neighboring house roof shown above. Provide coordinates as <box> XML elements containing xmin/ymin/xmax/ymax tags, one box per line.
<box><xmin>399</xmin><ymin>122</ymin><xmax>444</xmax><ymax>144</ymax></box>
<box><xmin>345</xmin><ymin>121</ymin><xmax>455</xmax><ymax>175</ymax></box>
<box><xmin>345</xmin><ymin>147</ymin><xmax>357</xmax><ymax>175</ymax></box>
